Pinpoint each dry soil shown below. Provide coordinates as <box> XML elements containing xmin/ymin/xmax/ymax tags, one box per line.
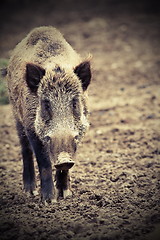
<box><xmin>0</xmin><ymin>1</ymin><xmax>160</xmax><ymax>240</ymax></box>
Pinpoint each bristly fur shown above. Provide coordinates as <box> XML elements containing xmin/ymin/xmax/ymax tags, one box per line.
<box><xmin>40</xmin><ymin>69</ymin><xmax>82</xmax><ymax>96</ymax></box>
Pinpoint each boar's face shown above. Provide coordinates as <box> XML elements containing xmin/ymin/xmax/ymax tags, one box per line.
<box><xmin>26</xmin><ymin>62</ymin><xmax>91</xmax><ymax>169</ymax></box>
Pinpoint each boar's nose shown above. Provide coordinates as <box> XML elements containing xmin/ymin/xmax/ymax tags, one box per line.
<box><xmin>50</xmin><ymin>132</ymin><xmax>77</xmax><ymax>170</ymax></box>
<box><xmin>55</xmin><ymin>152</ymin><xmax>74</xmax><ymax>170</ymax></box>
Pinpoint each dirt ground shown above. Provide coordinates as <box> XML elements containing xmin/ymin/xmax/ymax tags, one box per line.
<box><xmin>0</xmin><ymin>1</ymin><xmax>160</xmax><ymax>240</ymax></box>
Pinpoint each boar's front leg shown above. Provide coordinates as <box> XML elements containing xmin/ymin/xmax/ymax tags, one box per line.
<box><xmin>55</xmin><ymin>170</ymin><xmax>72</xmax><ymax>199</ymax></box>
<box><xmin>27</xmin><ymin>130</ymin><xmax>55</xmax><ymax>203</ymax></box>
<box><xmin>16</xmin><ymin>121</ymin><xmax>36</xmax><ymax>194</ymax></box>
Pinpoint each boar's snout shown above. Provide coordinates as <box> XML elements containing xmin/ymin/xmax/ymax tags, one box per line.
<box><xmin>49</xmin><ymin>133</ymin><xmax>78</xmax><ymax>170</ymax></box>
<box><xmin>55</xmin><ymin>152</ymin><xmax>74</xmax><ymax>170</ymax></box>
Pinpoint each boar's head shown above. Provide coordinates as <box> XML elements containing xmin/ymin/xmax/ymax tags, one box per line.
<box><xmin>26</xmin><ymin>62</ymin><xmax>91</xmax><ymax>170</ymax></box>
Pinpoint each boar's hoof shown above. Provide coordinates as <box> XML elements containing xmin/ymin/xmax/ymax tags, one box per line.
<box><xmin>32</xmin><ymin>190</ymin><xmax>39</xmax><ymax>196</ymax></box>
<box><xmin>63</xmin><ymin>189</ymin><xmax>72</xmax><ymax>199</ymax></box>
<box><xmin>55</xmin><ymin>152</ymin><xmax>74</xmax><ymax>170</ymax></box>
<box><xmin>23</xmin><ymin>182</ymin><xmax>36</xmax><ymax>196</ymax></box>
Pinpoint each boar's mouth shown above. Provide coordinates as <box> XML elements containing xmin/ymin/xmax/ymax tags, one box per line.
<box><xmin>54</xmin><ymin>152</ymin><xmax>74</xmax><ymax>170</ymax></box>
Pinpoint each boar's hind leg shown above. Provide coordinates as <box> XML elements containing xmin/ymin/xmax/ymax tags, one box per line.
<box><xmin>27</xmin><ymin>130</ymin><xmax>54</xmax><ymax>203</ymax></box>
<box><xmin>16</xmin><ymin>121</ymin><xmax>36</xmax><ymax>194</ymax></box>
<box><xmin>55</xmin><ymin>170</ymin><xmax>72</xmax><ymax>199</ymax></box>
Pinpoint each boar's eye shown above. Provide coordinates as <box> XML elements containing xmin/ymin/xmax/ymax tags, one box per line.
<box><xmin>72</xmin><ymin>97</ymin><xmax>80</xmax><ymax>119</ymax></box>
<box><xmin>41</xmin><ymin>99</ymin><xmax>52</xmax><ymax>122</ymax></box>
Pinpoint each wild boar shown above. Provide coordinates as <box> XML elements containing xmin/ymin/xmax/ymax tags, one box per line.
<box><xmin>6</xmin><ymin>26</ymin><xmax>91</xmax><ymax>203</ymax></box>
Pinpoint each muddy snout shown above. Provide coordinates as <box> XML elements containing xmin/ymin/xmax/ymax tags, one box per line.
<box><xmin>55</xmin><ymin>152</ymin><xmax>74</xmax><ymax>170</ymax></box>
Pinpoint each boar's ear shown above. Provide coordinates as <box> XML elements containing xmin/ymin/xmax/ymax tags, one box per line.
<box><xmin>26</xmin><ymin>63</ymin><xmax>45</xmax><ymax>92</ymax></box>
<box><xmin>74</xmin><ymin>61</ymin><xmax>91</xmax><ymax>91</ymax></box>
